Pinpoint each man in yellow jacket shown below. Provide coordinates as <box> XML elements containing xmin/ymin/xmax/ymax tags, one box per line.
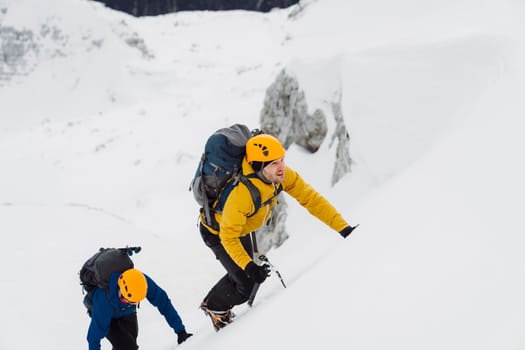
<box><xmin>199</xmin><ymin>133</ymin><xmax>357</xmax><ymax>330</ymax></box>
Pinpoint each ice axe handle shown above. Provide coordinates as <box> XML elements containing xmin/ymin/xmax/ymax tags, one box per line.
<box><xmin>247</xmin><ymin>283</ymin><xmax>260</xmax><ymax>307</ymax></box>
<box><xmin>259</xmin><ymin>255</ymin><xmax>286</xmax><ymax>288</ymax></box>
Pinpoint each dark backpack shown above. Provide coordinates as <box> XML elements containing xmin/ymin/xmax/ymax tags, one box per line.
<box><xmin>189</xmin><ymin>124</ymin><xmax>282</xmax><ymax>230</ymax></box>
<box><xmin>79</xmin><ymin>246</ymin><xmax>141</xmax><ymax>314</ymax></box>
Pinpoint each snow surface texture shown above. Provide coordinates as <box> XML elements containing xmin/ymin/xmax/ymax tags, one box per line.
<box><xmin>1</xmin><ymin>0</ymin><xmax>525</xmax><ymax>349</ymax></box>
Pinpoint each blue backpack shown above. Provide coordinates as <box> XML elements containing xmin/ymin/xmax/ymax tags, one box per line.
<box><xmin>190</xmin><ymin>124</ymin><xmax>281</xmax><ymax>230</ymax></box>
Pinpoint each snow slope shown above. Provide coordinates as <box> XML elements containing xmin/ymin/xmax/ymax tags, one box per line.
<box><xmin>1</xmin><ymin>0</ymin><xmax>524</xmax><ymax>349</ymax></box>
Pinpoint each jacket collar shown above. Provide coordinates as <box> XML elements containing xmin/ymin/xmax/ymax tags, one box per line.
<box><xmin>242</xmin><ymin>157</ymin><xmax>272</xmax><ymax>183</ymax></box>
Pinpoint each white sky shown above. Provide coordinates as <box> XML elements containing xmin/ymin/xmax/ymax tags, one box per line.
<box><xmin>1</xmin><ymin>0</ymin><xmax>525</xmax><ymax>349</ymax></box>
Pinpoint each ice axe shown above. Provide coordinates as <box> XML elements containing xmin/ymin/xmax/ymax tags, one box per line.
<box><xmin>247</xmin><ymin>232</ymin><xmax>286</xmax><ymax>307</ymax></box>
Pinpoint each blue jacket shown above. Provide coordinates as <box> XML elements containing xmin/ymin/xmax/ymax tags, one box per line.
<box><xmin>87</xmin><ymin>272</ymin><xmax>186</xmax><ymax>350</ymax></box>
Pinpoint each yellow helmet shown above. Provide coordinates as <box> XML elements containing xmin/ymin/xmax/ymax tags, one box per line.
<box><xmin>246</xmin><ymin>134</ymin><xmax>286</xmax><ymax>163</ymax></box>
<box><xmin>118</xmin><ymin>268</ymin><xmax>147</xmax><ymax>303</ymax></box>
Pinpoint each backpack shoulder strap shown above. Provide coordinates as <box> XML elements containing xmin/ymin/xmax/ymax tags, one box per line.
<box><xmin>239</xmin><ymin>175</ymin><xmax>261</xmax><ymax>217</ymax></box>
<box><xmin>211</xmin><ymin>174</ymin><xmax>282</xmax><ymax>225</ymax></box>
<box><xmin>242</xmin><ymin>174</ymin><xmax>283</xmax><ymax>218</ymax></box>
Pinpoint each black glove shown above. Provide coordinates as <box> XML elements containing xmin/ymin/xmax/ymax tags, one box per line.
<box><xmin>245</xmin><ymin>262</ymin><xmax>271</xmax><ymax>284</ymax></box>
<box><xmin>177</xmin><ymin>330</ymin><xmax>193</xmax><ymax>344</ymax></box>
<box><xmin>340</xmin><ymin>224</ymin><xmax>359</xmax><ymax>238</ymax></box>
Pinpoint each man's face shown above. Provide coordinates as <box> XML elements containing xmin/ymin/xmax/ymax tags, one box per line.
<box><xmin>262</xmin><ymin>157</ymin><xmax>286</xmax><ymax>184</ymax></box>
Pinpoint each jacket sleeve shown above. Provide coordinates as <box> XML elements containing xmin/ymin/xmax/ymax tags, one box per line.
<box><xmin>87</xmin><ymin>289</ymin><xmax>113</xmax><ymax>350</ymax></box>
<box><xmin>283</xmin><ymin>166</ymin><xmax>349</xmax><ymax>232</ymax></box>
<box><xmin>144</xmin><ymin>274</ymin><xmax>186</xmax><ymax>334</ymax></box>
<box><xmin>219</xmin><ymin>184</ymin><xmax>254</xmax><ymax>269</ymax></box>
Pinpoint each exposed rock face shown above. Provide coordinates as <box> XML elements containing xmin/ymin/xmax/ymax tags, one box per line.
<box><xmin>260</xmin><ymin>69</ymin><xmax>327</xmax><ymax>153</ymax></box>
<box><xmin>91</xmin><ymin>0</ymin><xmax>300</xmax><ymax>16</ymax></box>
<box><xmin>295</xmin><ymin>108</ymin><xmax>328</xmax><ymax>153</ymax></box>
<box><xmin>0</xmin><ymin>26</ymin><xmax>41</xmax><ymax>84</ymax></box>
<box><xmin>254</xmin><ymin>195</ymin><xmax>289</xmax><ymax>255</ymax></box>
<box><xmin>256</xmin><ymin>69</ymin><xmax>353</xmax><ymax>254</ymax></box>
<box><xmin>0</xmin><ymin>7</ymin><xmax>152</xmax><ymax>86</ymax></box>
<box><xmin>330</xmin><ymin>91</ymin><xmax>352</xmax><ymax>186</ymax></box>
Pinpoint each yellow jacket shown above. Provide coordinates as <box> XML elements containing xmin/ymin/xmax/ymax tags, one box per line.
<box><xmin>201</xmin><ymin>158</ymin><xmax>349</xmax><ymax>269</ymax></box>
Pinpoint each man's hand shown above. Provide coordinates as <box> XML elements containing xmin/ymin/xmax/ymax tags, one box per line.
<box><xmin>340</xmin><ymin>225</ymin><xmax>359</xmax><ymax>238</ymax></box>
<box><xmin>177</xmin><ymin>330</ymin><xmax>193</xmax><ymax>344</ymax></box>
<box><xmin>245</xmin><ymin>262</ymin><xmax>271</xmax><ymax>283</ymax></box>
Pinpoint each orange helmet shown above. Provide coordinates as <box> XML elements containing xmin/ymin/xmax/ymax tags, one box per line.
<box><xmin>118</xmin><ymin>268</ymin><xmax>148</xmax><ymax>303</ymax></box>
<box><xmin>246</xmin><ymin>134</ymin><xmax>286</xmax><ymax>163</ymax></box>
